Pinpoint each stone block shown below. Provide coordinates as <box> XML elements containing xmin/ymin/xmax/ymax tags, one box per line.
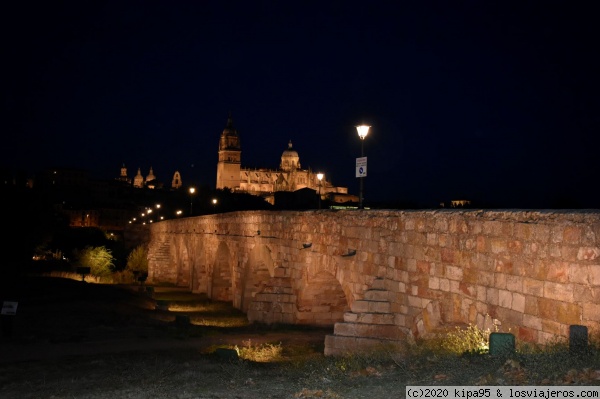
<box><xmin>499</xmin><ymin>289</ymin><xmax>512</xmax><ymax>309</ymax></box>
<box><xmin>577</xmin><ymin>247</ymin><xmax>600</xmax><ymax>261</ymax></box>
<box><xmin>543</xmin><ymin>281</ymin><xmax>574</xmax><ymax>302</ymax></box>
<box><xmin>295</xmin><ymin>312</ymin><xmax>314</xmax><ymax>321</ymax></box>
<box><xmin>476</xmin><ymin>286</ymin><xmax>487</xmax><ymax>301</ymax></box>
<box><xmin>439</xmin><ymin>278</ymin><xmax>450</xmax><ymax>292</ymax></box>
<box><xmin>556</xmin><ymin>302</ymin><xmax>581</xmax><ymax>325</ymax></box>
<box><xmin>508</xmin><ymin>240</ymin><xmax>523</xmax><ymax>254</ymax></box>
<box><xmin>417</xmin><ymin>260</ymin><xmax>431</xmax><ymax>273</ymax></box>
<box><xmin>371</xmin><ymin>278</ymin><xmax>386</xmax><ymax>290</ymax></box>
<box><xmin>517</xmin><ymin>326</ymin><xmax>537</xmax><ymax>343</ymax></box>
<box><xmin>344</xmin><ymin>312</ymin><xmax>358</xmax><ymax>323</ymax></box>
<box><xmin>511</xmin><ymin>292</ymin><xmax>525</xmax><ymax>313</ymax></box>
<box><xmin>563</xmin><ymin>227</ymin><xmax>582</xmax><ymax>243</ymax></box>
<box><xmin>545</xmin><ymin>262</ymin><xmax>569</xmax><ymax>283</ymax></box>
<box><xmin>491</xmin><ymin>239</ymin><xmax>507</xmax><ymax>254</ymax></box>
<box><xmin>495</xmin><ymin>273</ymin><xmax>507</xmax><ymax>289</ymax></box>
<box><xmin>525</xmin><ymin>260</ymin><xmax>548</xmax><ymax>280</ymax></box>
<box><xmin>352</xmin><ymin>300</ymin><xmax>369</xmax><ymax>313</ymax></box>
<box><xmin>514</xmin><ymin>223</ymin><xmax>532</xmax><ymax>240</ymax></box>
<box><xmin>486</xmin><ymin>287</ymin><xmax>499</xmax><ymax>305</ymax></box>
<box><xmin>333</xmin><ymin>322</ymin><xmax>358</xmax><ymax>337</ymax></box>
<box><xmin>590</xmin><ymin>264</ymin><xmax>600</xmax><ymax>284</ymax></box>
<box><xmin>475</xmin><ymin>270</ymin><xmax>495</xmax><ymax>287</ymax></box>
<box><xmin>428</xmin><ymin>276</ymin><xmax>440</xmax><ymax>290</ymax></box>
<box><xmin>449</xmin><ymin>280</ymin><xmax>460</xmax><ymax>294</ymax></box>
<box><xmin>495</xmin><ymin>307</ymin><xmax>523</xmax><ymax>328</ymax></box>
<box><xmin>394</xmin><ymin>313</ymin><xmax>406</xmax><ymax>326</ymax></box>
<box><xmin>573</xmin><ymin>285</ymin><xmax>595</xmax><ymax>303</ymax></box>
<box><xmin>439</xmin><ymin>233</ymin><xmax>452</xmax><ymax>247</ymax></box>
<box><xmin>506</xmin><ymin>275</ymin><xmax>523</xmax><ymax>292</ymax></box>
<box><xmin>358</xmin><ymin>312</ymin><xmax>395</xmax><ymax>325</ymax></box>
<box><xmin>541</xmin><ymin>318</ymin><xmax>567</xmax><ymax>336</ymax></box>
<box><xmin>523</xmin><ymin>277</ymin><xmax>544</xmax><ymax>297</ymax></box>
<box><xmin>446</xmin><ymin>265</ymin><xmax>463</xmax><ymax>280</ymax></box>
<box><xmin>583</xmin><ymin>302</ymin><xmax>600</xmax><ymax>322</ymax></box>
<box><xmin>568</xmin><ymin>264</ymin><xmax>590</xmax><ymax>284</ymax></box>
<box><xmin>459</xmin><ymin>282</ymin><xmax>476</xmax><ymax>297</ymax></box>
<box><xmin>532</xmin><ymin>224</ymin><xmax>551</xmax><ymax>242</ymax></box>
<box><xmin>431</xmin><ymin>263</ymin><xmax>445</xmax><ymax>277</ymax></box>
<box><xmin>407</xmin><ymin>295</ymin><xmax>422</xmax><ymax>308</ymax></box>
<box><xmin>280</xmin><ymin>303</ymin><xmax>295</xmax><ymax>313</ymax></box>
<box><xmin>523</xmin><ymin>313</ymin><xmax>542</xmax><ymax>330</ymax></box>
<box><xmin>273</xmin><ymin>267</ymin><xmax>286</xmax><ymax>277</ymax></box>
<box><xmin>365</xmin><ymin>290</ymin><xmax>389</xmax><ymax>301</ymax></box>
<box><xmin>441</xmin><ymin>248</ymin><xmax>454</xmax><ymax>263</ymax></box>
<box><xmin>476</xmin><ymin>236</ymin><xmax>487</xmax><ymax>252</ymax></box>
<box><xmin>537</xmin><ymin>298</ymin><xmax>558</xmax><ymax>320</ymax></box>
<box><xmin>369</xmin><ymin>301</ymin><xmax>391</xmax><ymax>313</ymax></box>
<box><xmin>324</xmin><ymin>335</ymin><xmax>357</xmax><ymax>356</ymax></box>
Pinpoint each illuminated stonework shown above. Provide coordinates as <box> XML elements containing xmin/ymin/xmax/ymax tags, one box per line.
<box><xmin>215</xmin><ymin>114</ymin><xmax>357</xmax><ymax>204</ymax></box>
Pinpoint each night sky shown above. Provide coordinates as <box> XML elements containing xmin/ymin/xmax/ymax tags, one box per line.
<box><xmin>3</xmin><ymin>1</ymin><xmax>599</xmax><ymax>208</ymax></box>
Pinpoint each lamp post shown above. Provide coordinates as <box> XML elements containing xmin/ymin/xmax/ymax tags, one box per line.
<box><xmin>189</xmin><ymin>187</ymin><xmax>196</xmax><ymax>215</ymax></box>
<box><xmin>212</xmin><ymin>198</ymin><xmax>217</xmax><ymax>213</ymax></box>
<box><xmin>356</xmin><ymin>125</ymin><xmax>370</xmax><ymax>209</ymax></box>
<box><xmin>156</xmin><ymin>203</ymin><xmax>161</xmax><ymax>221</ymax></box>
<box><xmin>317</xmin><ymin>173</ymin><xmax>324</xmax><ymax>209</ymax></box>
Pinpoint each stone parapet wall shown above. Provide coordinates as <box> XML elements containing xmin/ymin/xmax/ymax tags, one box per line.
<box><xmin>147</xmin><ymin>209</ymin><xmax>600</xmax><ymax>355</ymax></box>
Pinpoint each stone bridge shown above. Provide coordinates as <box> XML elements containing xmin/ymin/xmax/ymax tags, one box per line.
<box><xmin>145</xmin><ymin>210</ymin><xmax>600</xmax><ymax>355</ymax></box>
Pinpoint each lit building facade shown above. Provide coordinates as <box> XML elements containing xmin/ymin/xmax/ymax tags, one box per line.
<box><xmin>216</xmin><ymin>114</ymin><xmax>356</xmax><ymax>204</ymax></box>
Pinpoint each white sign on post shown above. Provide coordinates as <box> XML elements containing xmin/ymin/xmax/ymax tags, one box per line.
<box><xmin>356</xmin><ymin>157</ymin><xmax>367</xmax><ymax>178</ymax></box>
<box><xmin>1</xmin><ymin>301</ymin><xmax>18</xmax><ymax>316</ymax></box>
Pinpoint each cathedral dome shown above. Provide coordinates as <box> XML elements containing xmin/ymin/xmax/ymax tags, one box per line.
<box><xmin>281</xmin><ymin>140</ymin><xmax>298</xmax><ymax>158</ymax></box>
<box><xmin>280</xmin><ymin>140</ymin><xmax>300</xmax><ymax>171</ymax></box>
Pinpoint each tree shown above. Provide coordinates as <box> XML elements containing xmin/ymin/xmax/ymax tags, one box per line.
<box><xmin>126</xmin><ymin>245</ymin><xmax>148</xmax><ymax>276</ymax></box>
<box><xmin>73</xmin><ymin>246</ymin><xmax>115</xmax><ymax>278</ymax></box>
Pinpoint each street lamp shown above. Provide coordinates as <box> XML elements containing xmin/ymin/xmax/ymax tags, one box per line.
<box><xmin>212</xmin><ymin>198</ymin><xmax>217</xmax><ymax>212</ymax></box>
<box><xmin>317</xmin><ymin>173</ymin><xmax>324</xmax><ymax>209</ymax></box>
<box><xmin>356</xmin><ymin>124</ymin><xmax>370</xmax><ymax>209</ymax></box>
<box><xmin>156</xmin><ymin>203</ymin><xmax>161</xmax><ymax>221</ymax></box>
<box><xmin>189</xmin><ymin>187</ymin><xmax>196</xmax><ymax>215</ymax></box>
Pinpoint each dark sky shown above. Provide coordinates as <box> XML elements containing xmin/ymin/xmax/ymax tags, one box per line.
<box><xmin>3</xmin><ymin>1</ymin><xmax>599</xmax><ymax>208</ymax></box>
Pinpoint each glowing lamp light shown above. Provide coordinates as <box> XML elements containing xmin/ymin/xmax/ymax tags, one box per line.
<box><xmin>356</xmin><ymin>125</ymin><xmax>370</xmax><ymax>140</ymax></box>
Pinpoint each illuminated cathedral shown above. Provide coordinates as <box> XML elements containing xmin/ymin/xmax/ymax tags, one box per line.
<box><xmin>116</xmin><ymin>164</ymin><xmax>182</xmax><ymax>190</ymax></box>
<box><xmin>216</xmin><ymin>114</ymin><xmax>357</xmax><ymax>205</ymax></box>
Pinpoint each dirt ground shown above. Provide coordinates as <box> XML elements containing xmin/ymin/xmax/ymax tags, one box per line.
<box><xmin>1</xmin><ymin>276</ymin><xmax>599</xmax><ymax>399</ymax></box>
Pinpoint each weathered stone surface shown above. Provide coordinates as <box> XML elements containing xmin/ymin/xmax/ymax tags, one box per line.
<box><xmin>144</xmin><ymin>209</ymin><xmax>600</xmax><ymax>355</ymax></box>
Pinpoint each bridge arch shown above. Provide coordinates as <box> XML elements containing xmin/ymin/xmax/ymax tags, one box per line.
<box><xmin>169</xmin><ymin>235</ymin><xmax>190</xmax><ymax>287</ymax></box>
<box><xmin>211</xmin><ymin>241</ymin><xmax>233</xmax><ymax>301</ymax></box>
<box><xmin>296</xmin><ymin>269</ymin><xmax>348</xmax><ymax>326</ymax></box>
<box><xmin>240</xmin><ymin>244</ymin><xmax>275</xmax><ymax>312</ymax></box>
<box><xmin>190</xmin><ymin>236</ymin><xmax>207</xmax><ymax>293</ymax></box>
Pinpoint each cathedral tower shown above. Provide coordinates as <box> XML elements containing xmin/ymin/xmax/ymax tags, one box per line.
<box><xmin>133</xmin><ymin>167</ymin><xmax>144</xmax><ymax>188</ymax></box>
<box><xmin>216</xmin><ymin>113</ymin><xmax>241</xmax><ymax>190</ymax></box>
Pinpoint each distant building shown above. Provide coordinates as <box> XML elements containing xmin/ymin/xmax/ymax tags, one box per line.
<box><xmin>439</xmin><ymin>199</ymin><xmax>472</xmax><ymax>208</ymax></box>
<box><xmin>216</xmin><ymin>114</ymin><xmax>357</xmax><ymax>205</ymax></box>
<box><xmin>171</xmin><ymin>171</ymin><xmax>182</xmax><ymax>189</ymax></box>
<box><xmin>126</xmin><ymin>165</ymin><xmax>181</xmax><ymax>190</ymax></box>
<box><xmin>116</xmin><ymin>164</ymin><xmax>131</xmax><ymax>185</ymax></box>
